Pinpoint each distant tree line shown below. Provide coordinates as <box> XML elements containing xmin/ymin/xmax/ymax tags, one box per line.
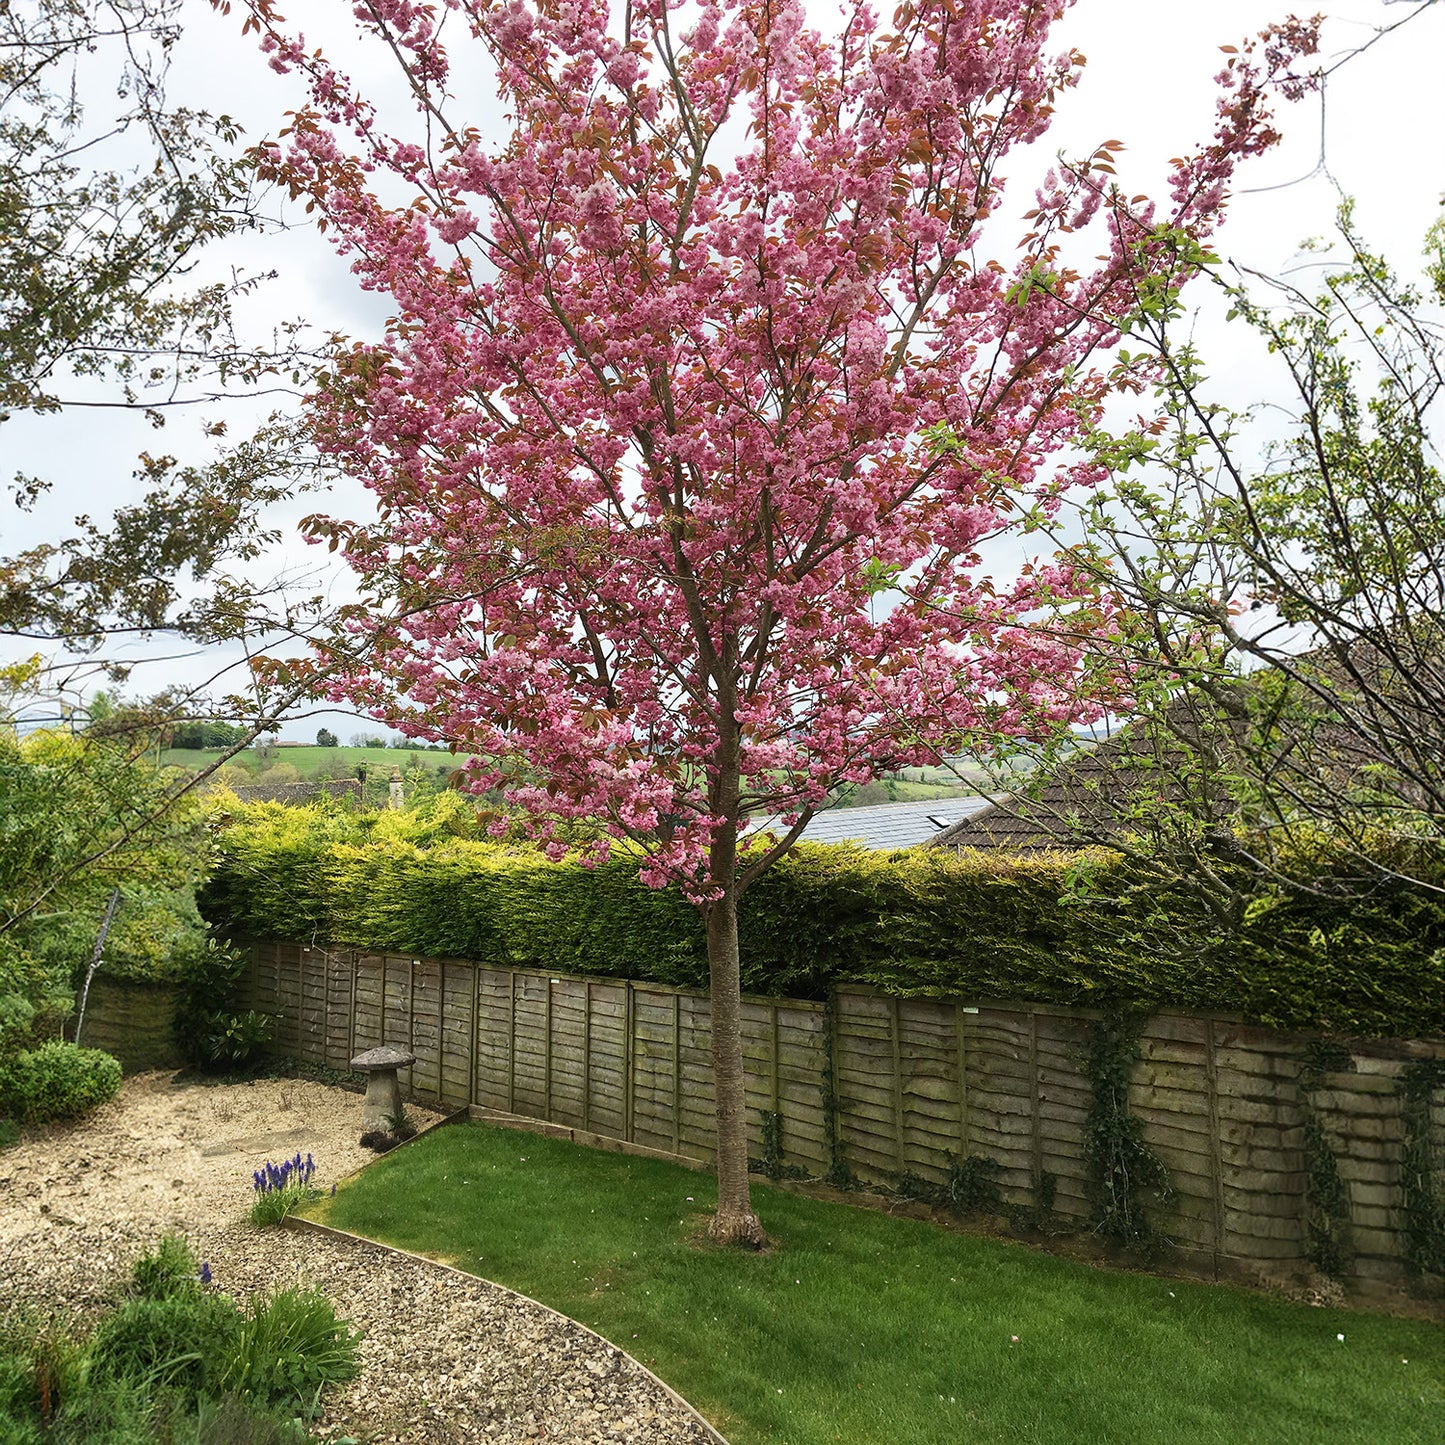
<box><xmin>348</xmin><ymin>732</ymin><xmax>448</xmax><ymax>752</ymax></box>
<box><xmin>171</xmin><ymin>721</ymin><xmax>252</xmax><ymax>749</ymax></box>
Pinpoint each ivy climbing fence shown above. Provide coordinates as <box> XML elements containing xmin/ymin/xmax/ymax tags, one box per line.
<box><xmin>244</xmin><ymin>940</ymin><xmax>1445</xmax><ymax>1293</ymax></box>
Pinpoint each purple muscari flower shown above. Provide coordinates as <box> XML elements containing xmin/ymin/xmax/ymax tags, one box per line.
<box><xmin>330</xmin><ymin>1183</ymin><xmax>337</xmax><ymax>1197</ymax></box>
<box><xmin>198</xmin><ymin>1262</ymin><xmax>213</xmax><ymax>1284</ymax></box>
<box><xmin>252</xmin><ymin>1152</ymin><xmax>319</xmax><ymax>1197</ymax></box>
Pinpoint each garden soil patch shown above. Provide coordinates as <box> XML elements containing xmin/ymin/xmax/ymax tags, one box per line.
<box><xmin>0</xmin><ymin>1072</ymin><xmax>719</xmax><ymax>1443</ymax></box>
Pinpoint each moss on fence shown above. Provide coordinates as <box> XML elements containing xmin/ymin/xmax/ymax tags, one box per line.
<box><xmin>200</xmin><ymin>798</ymin><xmax>1445</xmax><ymax>1038</ymax></box>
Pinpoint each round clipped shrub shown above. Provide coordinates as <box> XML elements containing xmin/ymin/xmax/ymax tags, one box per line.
<box><xmin>3</xmin><ymin>1042</ymin><xmax>122</xmax><ymax>1124</ymax></box>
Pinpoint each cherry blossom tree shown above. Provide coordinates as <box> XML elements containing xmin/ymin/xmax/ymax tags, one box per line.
<box><xmin>237</xmin><ymin>0</ymin><xmax>1314</xmax><ymax>1244</ymax></box>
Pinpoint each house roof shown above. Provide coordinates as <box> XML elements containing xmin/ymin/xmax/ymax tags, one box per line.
<box><xmin>927</xmin><ymin>778</ymin><xmax>1106</xmax><ymax>853</ymax></box>
<box><xmin>758</xmin><ymin>795</ymin><xmax>996</xmax><ymax>851</ymax></box>
<box><xmin>929</xmin><ymin>692</ymin><xmax>1250</xmax><ymax>854</ymax></box>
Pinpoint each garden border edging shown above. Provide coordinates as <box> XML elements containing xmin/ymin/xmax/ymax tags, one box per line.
<box><xmin>281</xmin><ymin>1214</ymin><xmax>731</xmax><ymax>1445</ymax></box>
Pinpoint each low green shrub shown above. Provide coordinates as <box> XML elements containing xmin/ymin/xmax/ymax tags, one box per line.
<box><xmin>220</xmin><ymin>1288</ymin><xmax>361</xmax><ymax>1405</ymax></box>
<box><xmin>90</xmin><ymin>1292</ymin><xmax>242</xmax><ymax>1404</ymax></box>
<box><xmin>0</xmin><ymin>1308</ymin><xmax>89</xmax><ymax>1434</ymax></box>
<box><xmin>2</xmin><ymin>1042</ymin><xmax>122</xmax><ymax>1124</ymax></box>
<box><xmin>130</xmin><ymin>1234</ymin><xmax>204</xmax><ymax>1302</ymax></box>
<box><xmin>0</xmin><ymin>1354</ymin><xmax>34</xmax><ymax>1435</ymax></box>
<box><xmin>0</xmin><ymin>988</ymin><xmax>72</xmax><ymax>1116</ymax></box>
<box><xmin>173</xmin><ymin>939</ymin><xmax>274</xmax><ymax>1073</ymax></box>
<box><xmin>1</xmin><ymin>1236</ymin><xmax>358</xmax><ymax>1445</ymax></box>
<box><xmin>0</xmin><ymin>994</ymin><xmax>37</xmax><ymax>1057</ymax></box>
<box><xmin>0</xmin><ymin>1371</ymin><xmax>314</xmax><ymax>1445</ymax></box>
<box><xmin>17</xmin><ymin>1369</ymin><xmax>162</xmax><ymax>1445</ymax></box>
<box><xmin>199</xmin><ymin>1009</ymin><xmax>275</xmax><ymax>1073</ymax></box>
<box><xmin>187</xmin><ymin>1393</ymin><xmax>316</xmax><ymax>1445</ymax></box>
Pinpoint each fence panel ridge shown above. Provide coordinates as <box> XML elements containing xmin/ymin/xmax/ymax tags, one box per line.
<box><xmin>243</xmin><ymin>941</ymin><xmax>1445</xmax><ymax>1295</ymax></box>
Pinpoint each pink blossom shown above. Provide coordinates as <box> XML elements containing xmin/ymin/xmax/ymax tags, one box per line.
<box><xmin>234</xmin><ymin>0</ymin><xmax>1315</xmax><ymax>901</ymax></box>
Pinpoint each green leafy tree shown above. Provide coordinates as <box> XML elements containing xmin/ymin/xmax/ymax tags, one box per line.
<box><xmin>0</xmin><ymin>2</ymin><xmax>408</xmax><ymax>1072</ymax></box>
<box><xmin>0</xmin><ymin>729</ymin><xmax>213</xmax><ymax>1066</ymax></box>
<box><xmin>0</xmin><ymin>0</ymin><xmax>364</xmax><ymax>756</ymax></box>
<box><xmin>172</xmin><ymin>719</ymin><xmax>249</xmax><ymax>749</ymax></box>
<box><xmin>1047</xmin><ymin>209</ymin><xmax>1445</xmax><ymax>912</ymax></box>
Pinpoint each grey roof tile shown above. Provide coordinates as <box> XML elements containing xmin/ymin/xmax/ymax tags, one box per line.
<box><xmin>754</xmin><ymin>796</ymin><xmax>995</xmax><ymax>851</ymax></box>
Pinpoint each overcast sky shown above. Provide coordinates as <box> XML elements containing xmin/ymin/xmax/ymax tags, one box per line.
<box><xmin>4</xmin><ymin>0</ymin><xmax>1442</xmax><ymax>738</ymax></box>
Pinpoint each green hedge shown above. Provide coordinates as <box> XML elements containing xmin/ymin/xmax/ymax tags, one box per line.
<box><xmin>200</xmin><ymin>800</ymin><xmax>1445</xmax><ymax>1038</ymax></box>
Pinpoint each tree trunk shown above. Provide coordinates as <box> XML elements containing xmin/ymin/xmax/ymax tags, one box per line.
<box><xmin>705</xmin><ymin>845</ymin><xmax>768</xmax><ymax>1248</ymax></box>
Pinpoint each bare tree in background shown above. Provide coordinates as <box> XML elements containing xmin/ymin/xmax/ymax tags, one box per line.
<box><xmin>988</xmin><ymin>207</ymin><xmax>1445</xmax><ymax>913</ymax></box>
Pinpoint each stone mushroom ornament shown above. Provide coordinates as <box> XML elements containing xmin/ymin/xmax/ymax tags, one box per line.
<box><xmin>351</xmin><ymin>1044</ymin><xmax>417</xmax><ymax>1136</ymax></box>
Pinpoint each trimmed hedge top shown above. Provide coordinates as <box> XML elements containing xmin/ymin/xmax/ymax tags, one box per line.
<box><xmin>200</xmin><ymin>797</ymin><xmax>1445</xmax><ymax>1039</ymax></box>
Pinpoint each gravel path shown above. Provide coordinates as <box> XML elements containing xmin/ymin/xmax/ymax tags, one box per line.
<box><xmin>0</xmin><ymin>1072</ymin><xmax>722</xmax><ymax>1443</ymax></box>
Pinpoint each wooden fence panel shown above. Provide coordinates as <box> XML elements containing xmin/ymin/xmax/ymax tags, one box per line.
<box><xmin>245</xmin><ymin>943</ymin><xmax>1445</xmax><ymax>1291</ymax></box>
<box><xmin>737</xmin><ymin>999</ymin><xmax>777</xmax><ymax>1160</ymax></box>
<box><xmin>547</xmin><ymin>977</ymin><xmax>589</xmax><ymax>1131</ymax></box>
<box><xmin>411</xmin><ymin>957</ymin><xmax>443</xmax><ymax>1101</ymax></box>
<box><xmin>964</xmin><ymin>1008</ymin><xmax>1037</xmax><ymax>1205</ymax></box>
<box><xmin>375</xmin><ymin>956</ymin><xmax>405</xmax><ymax>1092</ymax></box>
<box><xmin>897</xmin><ymin>998</ymin><xmax>963</xmax><ymax>1186</ymax></box>
<box><xmin>774</xmin><ymin>1002</ymin><xmax>828</xmax><ymax>1175</ymax></box>
<box><xmin>832</xmin><ymin>990</ymin><xmax>901</xmax><ymax>1184</ymax></box>
<box><xmin>631</xmin><ymin>988</ymin><xmax>681</xmax><ymax>1154</ymax></box>
<box><xmin>246</xmin><ymin>941</ymin><xmax>273</xmax><ymax>1016</ymax></box>
<box><xmin>510</xmin><ymin>971</ymin><xmax>550</xmax><ymax>1120</ymax></box>
<box><xmin>584</xmin><ymin>982</ymin><xmax>629</xmax><ymax>1139</ymax></box>
<box><xmin>472</xmin><ymin>968</ymin><xmax>513</xmax><ymax>1111</ymax></box>
<box><xmin>323</xmin><ymin>950</ymin><xmax>354</xmax><ymax>1072</ymax></box>
<box><xmin>1214</xmin><ymin>1029</ymin><xmax>1307</xmax><ymax>1261</ymax></box>
<box><xmin>352</xmin><ymin>954</ymin><xmax>385</xmax><ymax>1057</ymax></box>
<box><xmin>255</xmin><ymin>940</ymin><xmax>280</xmax><ymax>1036</ymax></box>
<box><xmin>1135</xmin><ymin>1018</ymin><xmax>1220</xmax><ymax>1254</ymax></box>
<box><xmin>438</xmin><ymin>961</ymin><xmax>474</xmax><ymax>1109</ymax></box>
<box><xmin>1319</xmin><ymin>1059</ymin><xmax>1404</xmax><ymax>1279</ymax></box>
<box><xmin>296</xmin><ymin>946</ymin><xmax>326</xmax><ymax>1065</ymax></box>
<box><xmin>274</xmin><ymin>943</ymin><xmax>304</xmax><ymax>1058</ymax></box>
<box><xmin>1033</xmin><ymin>1010</ymin><xmax>1092</xmax><ymax>1224</ymax></box>
<box><xmin>677</xmin><ymin>994</ymin><xmax>716</xmax><ymax>1163</ymax></box>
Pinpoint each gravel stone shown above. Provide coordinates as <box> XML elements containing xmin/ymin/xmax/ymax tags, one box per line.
<box><xmin>0</xmin><ymin>1072</ymin><xmax>723</xmax><ymax>1443</ymax></box>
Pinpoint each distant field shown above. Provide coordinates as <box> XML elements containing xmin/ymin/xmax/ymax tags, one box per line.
<box><xmin>163</xmin><ymin>746</ymin><xmax>993</xmax><ymax>806</ymax></box>
<box><xmin>160</xmin><ymin>744</ymin><xmax>457</xmax><ymax>777</ymax></box>
<box><xmin>830</xmin><ymin>778</ymin><xmax>983</xmax><ymax>807</ymax></box>
<box><xmin>163</xmin><ymin>746</ymin><xmax>1024</xmax><ymax>790</ymax></box>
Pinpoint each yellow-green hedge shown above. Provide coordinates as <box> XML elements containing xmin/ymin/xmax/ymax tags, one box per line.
<box><xmin>200</xmin><ymin>798</ymin><xmax>1445</xmax><ymax>1038</ymax></box>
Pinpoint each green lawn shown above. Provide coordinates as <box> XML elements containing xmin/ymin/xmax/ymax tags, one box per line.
<box><xmin>310</xmin><ymin>1122</ymin><xmax>1444</xmax><ymax>1445</ymax></box>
